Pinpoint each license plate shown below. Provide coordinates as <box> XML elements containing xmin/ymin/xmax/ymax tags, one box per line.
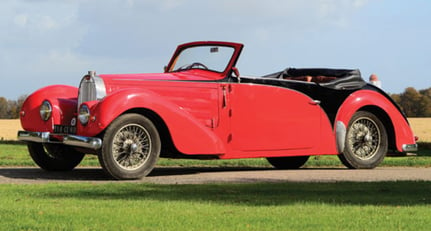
<box><xmin>54</xmin><ymin>125</ymin><xmax>77</xmax><ymax>134</ymax></box>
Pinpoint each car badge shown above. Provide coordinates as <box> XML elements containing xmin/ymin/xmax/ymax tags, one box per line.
<box><xmin>71</xmin><ymin>118</ymin><xmax>77</xmax><ymax>126</ymax></box>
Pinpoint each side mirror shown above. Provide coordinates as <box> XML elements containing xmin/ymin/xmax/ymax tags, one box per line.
<box><xmin>164</xmin><ymin>66</ymin><xmax>168</xmax><ymax>73</ymax></box>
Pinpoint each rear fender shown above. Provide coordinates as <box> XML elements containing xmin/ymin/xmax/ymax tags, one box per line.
<box><xmin>81</xmin><ymin>89</ymin><xmax>225</xmax><ymax>154</ymax></box>
<box><xmin>335</xmin><ymin>90</ymin><xmax>416</xmax><ymax>152</ymax></box>
<box><xmin>20</xmin><ymin>85</ymin><xmax>78</xmax><ymax>132</ymax></box>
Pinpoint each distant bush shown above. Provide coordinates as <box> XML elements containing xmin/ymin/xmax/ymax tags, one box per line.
<box><xmin>390</xmin><ymin>87</ymin><xmax>431</xmax><ymax>117</ymax></box>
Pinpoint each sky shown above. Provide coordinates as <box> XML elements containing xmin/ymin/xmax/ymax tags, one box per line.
<box><xmin>1</xmin><ymin>0</ymin><xmax>430</xmax><ymax>99</ymax></box>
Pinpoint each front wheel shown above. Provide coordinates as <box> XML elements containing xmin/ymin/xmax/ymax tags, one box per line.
<box><xmin>98</xmin><ymin>114</ymin><xmax>161</xmax><ymax>180</ymax></box>
<box><xmin>338</xmin><ymin>111</ymin><xmax>388</xmax><ymax>169</ymax></box>
<box><xmin>28</xmin><ymin>143</ymin><xmax>85</xmax><ymax>171</ymax></box>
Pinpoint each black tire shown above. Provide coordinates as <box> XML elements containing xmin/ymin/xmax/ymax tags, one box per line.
<box><xmin>27</xmin><ymin>143</ymin><xmax>85</xmax><ymax>171</ymax></box>
<box><xmin>98</xmin><ymin>113</ymin><xmax>161</xmax><ymax>180</ymax></box>
<box><xmin>266</xmin><ymin>156</ymin><xmax>310</xmax><ymax>169</ymax></box>
<box><xmin>338</xmin><ymin>111</ymin><xmax>388</xmax><ymax>169</ymax></box>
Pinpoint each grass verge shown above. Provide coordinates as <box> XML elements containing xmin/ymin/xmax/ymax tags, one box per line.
<box><xmin>1</xmin><ymin>182</ymin><xmax>431</xmax><ymax>230</ymax></box>
<box><xmin>1</xmin><ymin>142</ymin><xmax>431</xmax><ymax>168</ymax></box>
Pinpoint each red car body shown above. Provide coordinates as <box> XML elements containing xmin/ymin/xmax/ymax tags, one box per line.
<box><xmin>18</xmin><ymin>41</ymin><xmax>417</xmax><ymax>179</ymax></box>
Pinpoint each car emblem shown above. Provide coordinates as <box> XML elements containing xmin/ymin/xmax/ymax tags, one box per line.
<box><xmin>71</xmin><ymin>118</ymin><xmax>77</xmax><ymax>126</ymax></box>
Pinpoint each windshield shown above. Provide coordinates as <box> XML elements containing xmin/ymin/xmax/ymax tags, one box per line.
<box><xmin>170</xmin><ymin>46</ymin><xmax>235</xmax><ymax>73</ymax></box>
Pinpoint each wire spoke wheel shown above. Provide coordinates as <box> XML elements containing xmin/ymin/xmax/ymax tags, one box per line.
<box><xmin>338</xmin><ymin>111</ymin><xmax>388</xmax><ymax>169</ymax></box>
<box><xmin>112</xmin><ymin>124</ymin><xmax>152</xmax><ymax>171</ymax></box>
<box><xmin>99</xmin><ymin>113</ymin><xmax>161</xmax><ymax>180</ymax></box>
<box><xmin>347</xmin><ymin>117</ymin><xmax>380</xmax><ymax>160</ymax></box>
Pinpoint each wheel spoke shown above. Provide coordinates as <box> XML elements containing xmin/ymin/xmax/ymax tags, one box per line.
<box><xmin>347</xmin><ymin>117</ymin><xmax>381</xmax><ymax>160</ymax></box>
<box><xmin>111</xmin><ymin>123</ymin><xmax>152</xmax><ymax>170</ymax></box>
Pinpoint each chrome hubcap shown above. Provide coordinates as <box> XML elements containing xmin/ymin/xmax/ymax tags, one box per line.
<box><xmin>112</xmin><ymin>124</ymin><xmax>151</xmax><ymax>170</ymax></box>
<box><xmin>347</xmin><ymin>117</ymin><xmax>380</xmax><ymax>160</ymax></box>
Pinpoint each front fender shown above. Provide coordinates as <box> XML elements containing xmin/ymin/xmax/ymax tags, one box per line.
<box><xmin>20</xmin><ymin>85</ymin><xmax>78</xmax><ymax>132</ymax></box>
<box><xmin>335</xmin><ymin>90</ymin><xmax>416</xmax><ymax>152</ymax></box>
<box><xmin>81</xmin><ymin>89</ymin><xmax>225</xmax><ymax>155</ymax></box>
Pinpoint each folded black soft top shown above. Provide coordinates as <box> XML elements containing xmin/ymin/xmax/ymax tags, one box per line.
<box><xmin>264</xmin><ymin>68</ymin><xmax>366</xmax><ymax>90</ymax></box>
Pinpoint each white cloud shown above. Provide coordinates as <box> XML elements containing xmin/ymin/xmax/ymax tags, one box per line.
<box><xmin>38</xmin><ymin>15</ymin><xmax>58</xmax><ymax>30</ymax></box>
<box><xmin>12</xmin><ymin>13</ymin><xmax>60</xmax><ymax>31</ymax></box>
<box><xmin>13</xmin><ymin>14</ymin><xmax>28</xmax><ymax>27</ymax></box>
<box><xmin>155</xmin><ymin>0</ymin><xmax>188</xmax><ymax>11</ymax></box>
<box><xmin>31</xmin><ymin>50</ymin><xmax>89</xmax><ymax>73</ymax></box>
<box><xmin>214</xmin><ymin>0</ymin><xmax>368</xmax><ymax>20</ymax></box>
<box><xmin>353</xmin><ymin>0</ymin><xmax>370</xmax><ymax>8</ymax></box>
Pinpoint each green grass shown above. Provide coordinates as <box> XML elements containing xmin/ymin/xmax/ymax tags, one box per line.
<box><xmin>0</xmin><ymin>142</ymin><xmax>34</xmax><ymax>166</ymax></box>
<box><xmin>1</xmin><ymin>142</ymin><xmax>431</xmax><ymax>168</ymax></box>
<box><xmin>1</xmin><ymin>143</ymin><xmax>431</xmax><ymax>230</ymax></box>
<box><xmin>1</xmin><ymin>182</ymin><xmax>431</xmax><ymax>230</ymax></box>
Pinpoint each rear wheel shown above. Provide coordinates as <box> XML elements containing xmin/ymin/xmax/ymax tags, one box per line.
<box><xmin>338</xmin><ymin>111</ymin><xmax>388</xmax><ymax>169</ymax></box>
<box><xmin>98</xmin><ymin>114</ymin><xmax>161</xmax><ymax>180</ymax></box>
<box><xmin>28</xmin><ymin>143</ymin><xmax>85</xmax><ymax>171</ymax></box>
<box><xmin>267</xmin><ymin>156</ymin><xmax>310</xmax><ymax>169</ymax></box>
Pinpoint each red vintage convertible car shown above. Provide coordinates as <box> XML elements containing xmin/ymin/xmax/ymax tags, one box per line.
<box><xmin>18</xmin><ymin>41</ymin><xmax>417</xmax><ymax>179</ymax></box>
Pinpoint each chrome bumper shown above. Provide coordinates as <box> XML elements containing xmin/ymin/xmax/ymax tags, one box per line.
<box><xmin>17</xmin><ymin>131</ymin><xmax>102</xmax><ymax>150</ymax></box>
<box><xmin>402</xmin><ymin>144</ymin><xmax>418</xmax><ymax>152</ymax></box>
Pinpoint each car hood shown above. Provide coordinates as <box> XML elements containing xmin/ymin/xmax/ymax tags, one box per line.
<box><xmin>98</xmin><ymin>71</ymin><xmax>224</xmax><ymax>95</ymax></box>
<box><xmin>99</xmin><ymin>70</ymin><xmax>224</xmax><ymax>82</ymax></box>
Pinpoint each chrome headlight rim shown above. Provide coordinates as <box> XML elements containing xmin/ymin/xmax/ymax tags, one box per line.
<box><xmin>39</xmin><ymin>100</ymin><xmax>52</xmax><ymax>121</ymax></box>
<box><xmin>78</xmin><ymin>104</ymin><xmax>90</xmax><ymax>126</ymax></box>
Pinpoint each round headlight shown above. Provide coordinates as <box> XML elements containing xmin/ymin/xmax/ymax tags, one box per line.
<box><xmin>39</xmin><ymin>100</ymin><xmax>52</xmax><ymax>121</ymax></box>
<box><xmin>78</xmin><ymin>104</ymin><xmax>90</xmax><ymax>125</ymax></box>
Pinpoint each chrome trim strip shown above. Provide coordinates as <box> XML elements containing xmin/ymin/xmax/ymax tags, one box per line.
<box><xmin>402</xmin><ymin>144</ymin><xmax>418</xmax><ymax>152</ymax></box>
<box><xmin>17</xmin><ymin>131</ymin><xmax>102</xmax><ymax>150</ymax></box>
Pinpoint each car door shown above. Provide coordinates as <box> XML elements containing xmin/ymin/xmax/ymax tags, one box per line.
<box><xmin>228</xmin><ymin>82</ymin><xmax>322</xmax><ymax>152</ymax></box>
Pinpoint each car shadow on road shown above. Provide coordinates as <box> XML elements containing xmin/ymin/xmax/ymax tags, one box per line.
<box><xmin>149</xmin><ymin>166</ymin><xmax>275</xmax><ymax>176</ymax></box>
<box><xmin>0</xmin><ymin>166</ymin><xmax>283</xmax><ymax>182</ymax></box>
<box><xmin>0</xmin><ymin>167</ymin><xmax>112</xmax><ymax>182</ymax></box>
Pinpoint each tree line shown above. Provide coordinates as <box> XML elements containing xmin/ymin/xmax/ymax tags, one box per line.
<box><xmin>0</xmin><ymin>95</ymin><xmax>27</xmax><ymax>119</ymax></box>
<box><xmin>0</xmin><ymin>87</ymin><xmax>430</xmax><ymax>119</ymax></box>
<box><xmin>390</xmin><ymin>87</ymin><xmax>431</xmax><ymax>117</ymax></box>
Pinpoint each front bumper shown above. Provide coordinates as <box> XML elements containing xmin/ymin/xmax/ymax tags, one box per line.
<box><xmin>18</xmin><ymin>131</ymin><xmax>102</xmax><ymax>150</ymax></box>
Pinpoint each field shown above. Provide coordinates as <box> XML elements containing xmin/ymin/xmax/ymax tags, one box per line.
<box><xmin>1</xmin><ymin>118</ymin><xmax>430</xmax><ymax>142</ymax></box>
<box><xmin>0</xmin><ymin>119</ymin><xmax>22</xmax><ymax>141</ymax></box>
<box><xmin>409</xmin><ymin>118</ymin><xmax>431</xmax><ymax>142</ymax></box>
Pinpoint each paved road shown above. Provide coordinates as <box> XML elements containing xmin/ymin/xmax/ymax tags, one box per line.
<box><xmin>1</xmin><ymin>166</ymin><xmax>431</xmax><ymax>184</ymax></box>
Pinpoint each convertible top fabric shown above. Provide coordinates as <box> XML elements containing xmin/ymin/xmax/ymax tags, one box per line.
<box><xmin>264</xmin><ymin>68</ymin><xmax>366</xmax><ymax>90</ymax></box>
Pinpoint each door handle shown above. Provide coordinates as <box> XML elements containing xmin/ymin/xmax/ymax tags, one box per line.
<box><xmin>222</xmin><ymin>86</ymin><xmax>227</xmax><ymax>108</ymax></box>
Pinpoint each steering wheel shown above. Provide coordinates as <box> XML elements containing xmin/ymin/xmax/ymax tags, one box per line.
<box><xmin>188</xmin><ymin>62</ymin><xmax>209</xmax><ymax>70</ymax></box>
<box><xmin>176</xmin><ymin>62</ymin><xmax>209</xmax><ymax>71</ymax></box>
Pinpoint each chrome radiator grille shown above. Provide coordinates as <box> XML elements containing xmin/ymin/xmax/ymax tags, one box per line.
<box><xmin>78</xmin><ymin>71</ymin><xmax>106</xmax><ymax>107</ymax></box>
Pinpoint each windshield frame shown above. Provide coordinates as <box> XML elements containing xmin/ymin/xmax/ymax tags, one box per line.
<box><xmin>166</xmin><ymin>41</ymin><xmax>243</xmax><ymax>77</ymax></box>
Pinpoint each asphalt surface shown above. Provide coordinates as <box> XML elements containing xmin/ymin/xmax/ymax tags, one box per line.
<box><xmin>0</xmin><ymin>166</ymin><xmax>431</xmax><ymax>184</ymax></box>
